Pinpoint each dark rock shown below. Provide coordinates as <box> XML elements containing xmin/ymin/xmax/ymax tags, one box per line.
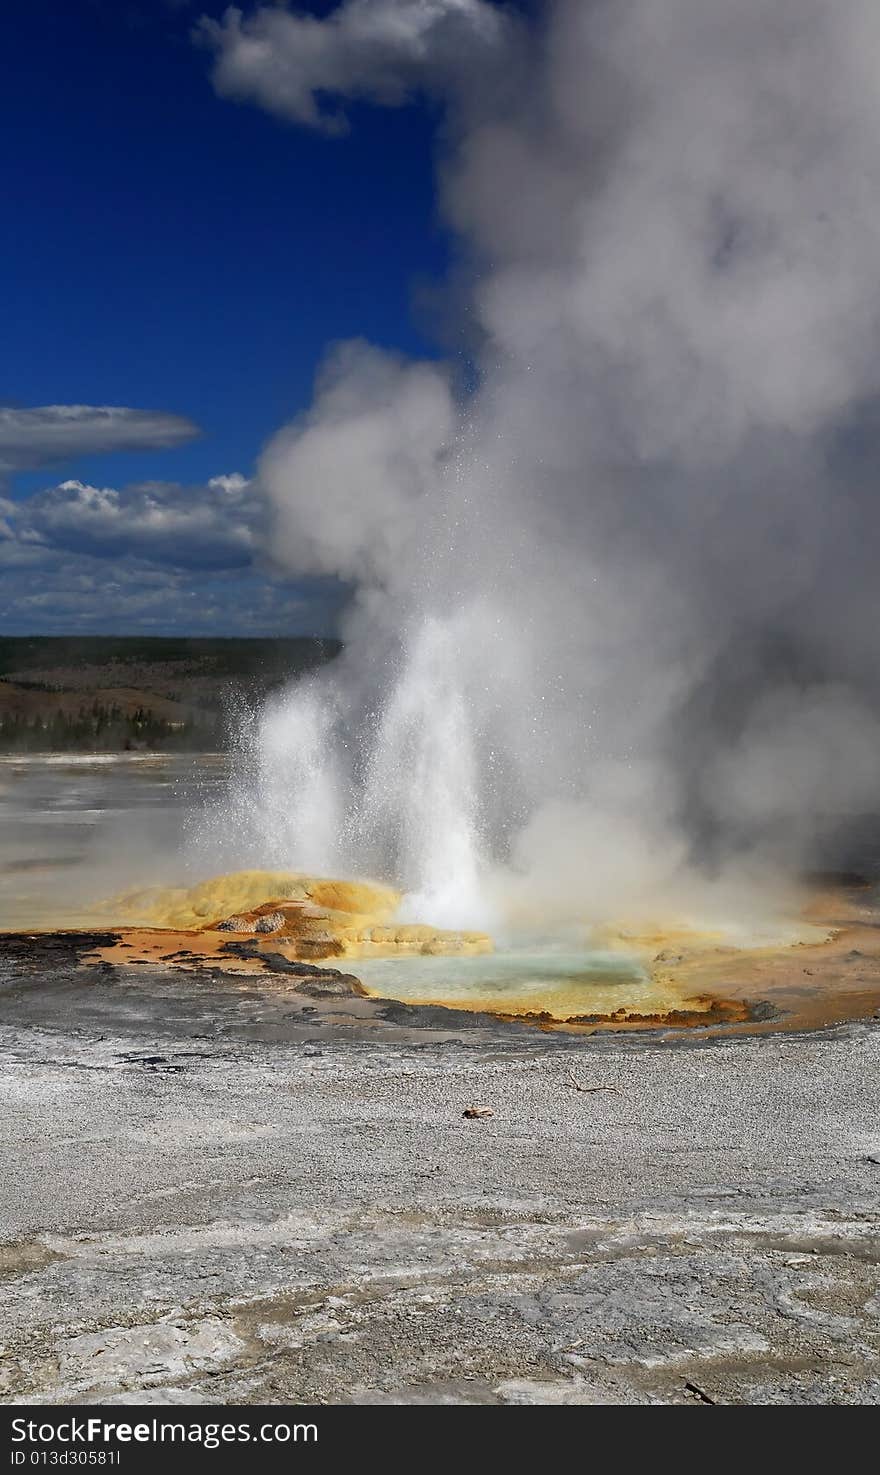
<box><xmin>294</xmin><ymin>973</ymin><xmax>366</xmax><ymax>998</ymax></box>
<box><xmin>0</xmin><ymin>931</ymin><xmax>119</xmax><ymax>974</ymax></box>
<box><xmin>378</xmin><ymin>999</ymin><xmax>513</xmax><ymax>1030</ymax></box>
<box><xmin>218</xmin><ymin>939</ymin><xmax>366</xmax><ymax>996</ymax></box>
<box><xmin>747</xmin><ymin>999</ymin><xmax>782</xmax><ymax>1022</ymax></box>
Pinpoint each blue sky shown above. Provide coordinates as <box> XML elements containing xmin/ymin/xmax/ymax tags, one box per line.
<box><xmin>0</xmin><ymin>0</ymin><xmax>451</xmax><ymax>633</ymax></box>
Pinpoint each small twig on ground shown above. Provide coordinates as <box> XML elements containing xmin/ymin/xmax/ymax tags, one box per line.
<box><xmin>684</xmin><ymin>1381</ymin><xmax>717</xmax><ymax>1406</ymax></box>
<box><xmin>566</xmin><ymin>1070</ymin><xmax>622</xmax><ymax>1095</ymax></box>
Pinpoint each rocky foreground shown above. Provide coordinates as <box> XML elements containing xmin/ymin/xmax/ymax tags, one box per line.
<box><xmin>0</xmin><ymin>931</ymin><xmax>878</xmax><ymax>1405</ymax></box>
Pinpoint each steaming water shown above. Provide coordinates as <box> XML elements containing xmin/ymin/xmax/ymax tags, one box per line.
<box><xmin>2</xmin><ymin>752</ymin><xmax>858</xmax><ymax>1024</ymax></box>
<box><xmin>228</xmin><ymin>615</ymin><xmax>498</xmax><ymax>931</ymax></box>
<box><xmin>352</xmin><ymin>949</ymin><xmax>654</xmax><ymax>1018</ymax></box>
<box><xmin>193</xmin><ymin>0</ymin><xmax>880</xmax><ymax>939</ymax></box>
<box><xmin>0</xmin><ymin>750</ymin><xmax>650</xmax><ymax>1000</ymax></box>
<box><xmin>0</xmin><ymin>751</ymin><xmax>668</xmax><ymax>1018</ymax></box>
<box><xmin>0</xmin><ymin>754</ymin><xmax>228</xmax><ymax>929</ymax></box>
<box><xmin>359</xmin><ymin>619</ymin><xmax>488</xmax><ymax>929</ymax></box>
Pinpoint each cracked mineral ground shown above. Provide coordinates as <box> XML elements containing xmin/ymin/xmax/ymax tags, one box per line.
<box><xmin>1</xmin><ymin>935</ymin><xmax>878</xmax><ymax>1406</ymax></box>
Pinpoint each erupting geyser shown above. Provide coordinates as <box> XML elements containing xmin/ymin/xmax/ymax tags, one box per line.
<box><xmin>259</xmin><ymin>614</ymin><xmax>497</xmax><ymax>930</ymax></box>
<box><xmin>198</xmin><ymin>0</ymin><xmax>880</xmax><ymax>937</ymax></box>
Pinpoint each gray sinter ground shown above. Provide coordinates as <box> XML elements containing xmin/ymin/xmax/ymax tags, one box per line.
<box><xmin>0</xmin><ymin>942</ymin><xmax>878</xmax><ymax>1406</ymax></box>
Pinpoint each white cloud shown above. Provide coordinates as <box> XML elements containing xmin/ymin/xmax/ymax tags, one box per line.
<box><xmin>197</xmin><ymin>0</ymin><xmax>518</xmax><ymax>134</ymax></box>
<box><xmin>0</xmin><ymin>469</ymin><xmax>344</xmax><ymax>635</ymax></box>
<box><xmin>208</xmin><ymin>472</ymin><xmax>249</xmax><ymax>493</ymax></box>
<box><xmin>0</xmin><ymin>405</ymin><xmax>200</xmax><ymax>474</ymax></box>
<box><xmin>2</xmin><ymin>474</ymin><xmax>256</xmax><ymax>571</ymax></box>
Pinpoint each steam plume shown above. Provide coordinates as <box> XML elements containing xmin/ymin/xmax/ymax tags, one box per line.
<box><xmin>202</xmin><ymin>1</ymin><xmax>880</xmax><ymax>930</ymax></box>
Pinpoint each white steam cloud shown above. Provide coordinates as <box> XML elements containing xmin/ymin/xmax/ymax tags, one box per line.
<box><xmin>202</xmin><ymin>1</ymin><xmax>880</xmax><ymax>931</ymax></box>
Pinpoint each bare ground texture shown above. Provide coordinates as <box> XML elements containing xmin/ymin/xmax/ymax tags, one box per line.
<box><xmin>0</xmin><ymin>944</ymin><xmax>878</xmax><ymax>1407</ymax></box>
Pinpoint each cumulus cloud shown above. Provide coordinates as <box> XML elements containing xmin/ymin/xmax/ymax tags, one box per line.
<box><xmin>2</xmin><ymin>474</ymin><xmax>257</xmax><ymax>571</ymax></box>
<box><xmin>208</xmin><ymin>472</ymin><xmax>249</xmax><ymax>494</ymax></box>
<box><xmin>197</xmin><ymin>0</ymin><xmax>519</xmax><ymax>134</ymax></box>
<box><xmin>0</xmin><ymin>470</ymin><xmax>345</xmax><ymax>636</ymax></box>
<box><xmin>0</xmin><ymin>405</ymin><xmax>200</xmax><ymax>475</ymax></box>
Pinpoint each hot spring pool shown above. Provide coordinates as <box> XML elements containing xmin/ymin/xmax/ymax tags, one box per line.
<box><xmin>350</xmin><ymin>948</ymin><xmax>668</xmax><ymax>1018</ymax></box>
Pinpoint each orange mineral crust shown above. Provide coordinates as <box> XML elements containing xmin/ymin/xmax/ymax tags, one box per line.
<box><xmin>17</xmin><ymin>871</ymin><xmax>880</xmax><ymax>1037</ymax></box>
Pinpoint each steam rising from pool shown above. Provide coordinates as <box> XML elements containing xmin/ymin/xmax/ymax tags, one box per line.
<box><xmin>240</xmin><ymin>615</ymin><xmax>494</xmax><ymax>930</ymax></box>
<box><xmin>200</xmin><ymin>1</ymin><xmax>880</xmax><ymax>934</ymax></box>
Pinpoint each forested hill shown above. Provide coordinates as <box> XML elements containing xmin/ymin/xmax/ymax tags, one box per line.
<box><xmin>0</xmin><ymin>637</ymin><xmax>341</xmax><ymax>753</ymax></box>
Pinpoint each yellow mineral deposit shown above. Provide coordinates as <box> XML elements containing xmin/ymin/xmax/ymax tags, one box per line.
<box><xmin>82</xmin><ymin>869</ymin><xmax>880</xmax><ymax>1034</ymax></box>
<box><xmin>97</xmin><ymin>869</ymin><xmax>493</xmax><ymax>960</ymax></box>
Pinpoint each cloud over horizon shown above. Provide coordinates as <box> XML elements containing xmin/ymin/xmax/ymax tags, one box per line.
<box><xmin>0</xmin><ymin>470</ymin><xmax>344</xmax><ymax>636</ymax></box>
<box><xmin>5</xmin><ymin>473</ymin><xmax>256</xmax><ymax>571</ymax></box>
<box><xmin>0</xmin><ymin>405</ymin><xmax>200</xmax><ymax>476</ymax></box>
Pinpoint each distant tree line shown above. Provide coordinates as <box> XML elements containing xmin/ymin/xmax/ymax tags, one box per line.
<box><xmin>0</xmin><ymin>703</ymin><xmax>224</xmax><ymax>753</ymax></box>
<box><xmin>0</xmin><ymin>636</ymin><xmax>343</xmax><ymax>752</ymax></box>
<box><xmin>0</xmin><ymin>635</ymin><xmax>342</xmax><ymax>681</ymax></box>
